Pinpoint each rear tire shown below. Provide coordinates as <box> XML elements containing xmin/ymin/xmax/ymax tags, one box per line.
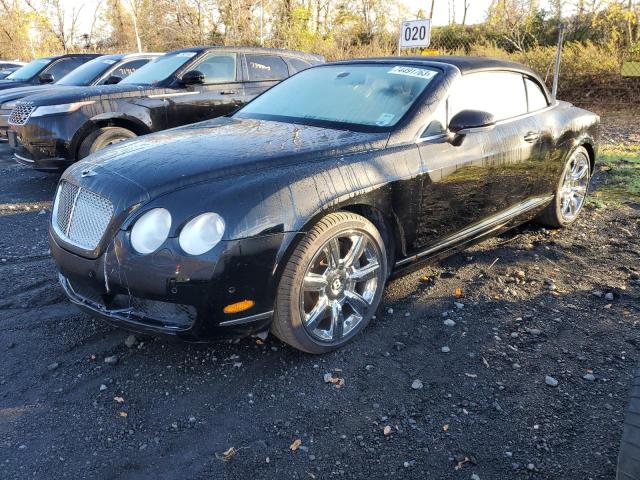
<box><xmin>78</xmin><ymin>127</ymin><xmax>136</xmax><ymax>159</ymax></box>
<box><xmin>537</xmin><ymin>145</ymin><xmax>591</xmax><ymax>228</ymax></box>
<box><xmin>271</xmin><ymin>212</ymin><xmax>388</xmax><ymax>354</ymax></box>
<box><xmin>618</xmin><ymin>367</ymin><xmax>640</xmax><ymax>480</ymax></box>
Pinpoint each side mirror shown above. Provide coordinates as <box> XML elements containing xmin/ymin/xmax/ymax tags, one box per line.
<box><xmin>104</xmin><ymin>75</ymin><xmax>123</xmax><ymax>85</ymax></box>
<box><xmin>39</xmin><ymin>73</ymin><xmax>55</xmax><ymax>84</ymax></box>
<box><xmin>448</xmin><ymin>109</ymin><xmax>495</xmax><ymax>135</ymax></box>
<box><xmin>180</xmin><ymin>70</ymin><xmax>205</xmax><ymax>86</ymax></box>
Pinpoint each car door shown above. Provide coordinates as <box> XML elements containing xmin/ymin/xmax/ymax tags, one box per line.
<box><xmin>413</xmin><ymin>70</ymin><xmax>538</xmax><ymax>250</ymax></box>
<box><xmin>241</xmin><ymin>54</ymin><xmax>290</xmax><ymax>104</ymax></box>
<box><xmin>165</xmin><ymin>52</ymin><xmax>244</xmax><ymax>128</ymax></box>
<box><xmin>41</xmin><ymin>57</ymin><xmax>82</xmax><ymax>84</ymax></box>
<box><xmin>522</xmin><ymin>75</ymin><xmax>557</xmax><ymax>196</ymax></box>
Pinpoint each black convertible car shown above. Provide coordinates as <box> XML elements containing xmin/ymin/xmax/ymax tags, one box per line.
<box><xmin>0</xmin><ymin>53</ymin><xmax>160</xmax><ymax>142</ymax></box>
<box><xmin>8</xmin><ymin>47</ymin><xmax>323</xmax><ymax>170</ymax></box>
<box><xmin>49</xmin><ymin>57</ymin><xmax>599</xmax><ymax>353</ymax></box>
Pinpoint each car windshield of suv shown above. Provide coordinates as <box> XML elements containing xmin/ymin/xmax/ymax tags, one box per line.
<box><xmin>120</xmin><ymin>52</ymin><xmax>196</xmax><ymax>86</ymax></box>
<box><xmin>6</xmin><ymin>58</ymin><xmax>51</xmax><ymax>81</ymax></box>
<box><xmin>56</xmin><ymin>57</ymin><xmax>118</xmax><ymax>86</ymax></box>
<box><xmin>236</xmin><ymin>64</ymin><xmax>439</xmax><ymax>130</ymax></box>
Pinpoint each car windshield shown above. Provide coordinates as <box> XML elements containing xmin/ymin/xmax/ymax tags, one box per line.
<box><xmin>236</xmin><ymin>64</ymin><xmax>439</xmax><ymax>129</ymax></box>
<box><xmin>6</xmin><ymin>58</ymin><xmax>51</xmax><ymax>81</ymax></box>
<box><xmin>120</xmin><ymin>52</ymin><xmax>195</xmax><ymax>86</ymax></box>
<box><xmin>57</xmin><ymin>57</ymin><xmax>118</xmax><ymax>86</ymax></box>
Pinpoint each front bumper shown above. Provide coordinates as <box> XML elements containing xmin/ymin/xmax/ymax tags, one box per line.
<box><xmin>0</xmin><ymin>112</ymin><xmax>9</xmax><ymax>142</ymax></box>
<box><xmin>10</xmin><ymin>111</ymin><xmax>84</xmax><ymax>170</ymax></box>
<box><xmin>50</xmin><ymin>228</ymin><xmax>293</xmax><ymax>340</ymax></box>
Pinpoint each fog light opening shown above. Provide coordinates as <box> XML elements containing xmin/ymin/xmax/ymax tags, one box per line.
<box><xmin>223</xmin><ymin>300</ymin><xmax>255</xmax><ymax>314</ymax></box>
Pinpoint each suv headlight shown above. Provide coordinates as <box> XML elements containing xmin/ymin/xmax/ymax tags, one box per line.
<box><xmin>31</xmin><ymin>101</ymin><xmax>95</xmax><ymax>118</ymax></box>
<box><xmin>179</xmin><ymin>213</ymin><xmax>225</xmax><ymax>255</ymax></box>
<box><xmin>130</xmin><ymin>208</ymin><xmax>172</xmax><ymax>254</ymax></box>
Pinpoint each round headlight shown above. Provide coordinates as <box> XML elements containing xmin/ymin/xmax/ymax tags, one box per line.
<box><xmin>130</xmin><ymin>208</ymin><xmax>172</xmax><ymax>254</ymax></box>
<box><xmin>179</xmin><ymin>212</ymin><xmax>225</xmax><ymax>255</ymax></box>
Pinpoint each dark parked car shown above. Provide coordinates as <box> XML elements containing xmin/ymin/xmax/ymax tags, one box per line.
<box><xmin>0</xmin><ymin>61</ymin><xmax>25</xmax><ymax>79</ymax></box>
<box><xmin>8</xmin><ymin>47</ymin><xmax>323</xmax><ymax>170</ymax></box>
<box><xmin>0</xmin><ymin>66</ymin><xmax>21</xmax><ymax>80</ymax></box>
<box><xmin>0</xmin><ymin>60</ymin><xmax>25</xmax><ymax>69</ymax></box>
<box><xmin>48</xmin><ymin>57</ymin><xmax>599</xmax><ymax>353</ymax></box>
<box><xmin>0</xmin><ymin>53</ymin><xmax>160</xmax><ymax>142</ymax></box>
<box><xmin>0</xmin><ymin>54</ymin><xmax>100</xmax><ymax>91</ymax></box>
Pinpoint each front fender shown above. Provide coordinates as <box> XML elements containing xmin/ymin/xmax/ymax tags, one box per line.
<box><xmin>127</xmin><ymin>142</ymin><xmax>422</xmax><ymax>296</ymax></box>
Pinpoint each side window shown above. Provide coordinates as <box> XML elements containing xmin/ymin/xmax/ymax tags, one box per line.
<box><xmin>110</xmin><ymin>59</ymin><xmax>150</xmax><ymax>81</ymax></box>
<box><xmin>524</xmin><ymin>77</ymin><xmax>549</xmax><ymax>111</ymax></box>
<box><xmin>245</xmin><ymin>55</ymin><xmax>289</xmax><ymax>81</ymax></box>
<box><xmin>45</xmin><ymin>58</ymin><xmax>79</xmax><ymax>81</ymax></box>
<box><xmin>448</xmin><ymin>71</ymin><xmax>528</xmax><ymax>121</ymax></box>
<box><xmin>187</xmin><ymin>53</ymin><xmax>237</xmax><ymax>84</ymax></box>
<box><xmin>422</xmin><ymin>98</ymin><xmax>447</xmax><ymax>137</ymax></box>
<box><xmin>287</xmin><ymin>57</ymin><xmax>312</xmax><ymax>74</ymax></box>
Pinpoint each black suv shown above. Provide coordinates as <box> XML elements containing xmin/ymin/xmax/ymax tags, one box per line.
<box><xmin>9</xmin><ymin>47</ymin><xmax>323</xmax><ymax>171</ymax></box>
<box><xmin>0</xmin><ymin>53</ymin><xmax>160</xmax><ymax>142</ymax></box>
<box><xmin>0</xmin><ymin>54</ymin><xmax>100</xmax><ymax>91</ymax></box>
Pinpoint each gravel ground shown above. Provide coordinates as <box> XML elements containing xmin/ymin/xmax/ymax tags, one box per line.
<box><xmin>1</xmin><ymin>134</ymin><xmax>639</xmax><ymax>480</ymax></box>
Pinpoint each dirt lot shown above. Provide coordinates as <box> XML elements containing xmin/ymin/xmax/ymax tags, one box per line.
<box><xmin>1</xmin><ymin>128</ymin><xmax>639</xmax><ymax>480</ymax></box>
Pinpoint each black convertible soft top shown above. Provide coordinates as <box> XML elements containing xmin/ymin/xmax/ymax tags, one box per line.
<box><xmin>333</xmin><ymin>55</ymin><xmax>539</xmax><ymax>77</ymax></box>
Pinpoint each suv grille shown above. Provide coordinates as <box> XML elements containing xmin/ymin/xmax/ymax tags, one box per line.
<box><xmin>8</xmin><ymin>103</ymin><xmax>36</xmax><ymax>125</ymax></box>
<box><xmin>53</xmin><ymin>181</ymin><xmax>114</xmax><ymax>250</ymax></box>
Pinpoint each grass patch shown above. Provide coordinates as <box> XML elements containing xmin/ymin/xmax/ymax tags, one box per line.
<box><xmin>590</xmin><ymin>145</ymin><xmax>640</xmax><ymax>205</ymax></box>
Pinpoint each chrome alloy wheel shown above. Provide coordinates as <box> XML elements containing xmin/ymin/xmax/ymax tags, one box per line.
<box><xmin>300</xmin><ymin>231</ymin><xmax>383</xmax><ymax>343</ymax></box>
<box><xmin>559</xmin><ymin>150</ymin><xmax>590</xmax><ymax>221</ymax></box>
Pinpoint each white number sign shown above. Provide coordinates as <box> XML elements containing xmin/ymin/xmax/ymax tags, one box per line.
<box><xmin>399</xmin><ymin>19</ymin><xmax>432</xmax><ymax>49</ymax></box>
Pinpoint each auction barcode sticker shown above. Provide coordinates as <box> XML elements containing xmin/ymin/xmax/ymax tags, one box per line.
<box><xmin>388</xmin><ymin>66</ymin><xmax>437</xmax><ymax>80</ymax></box>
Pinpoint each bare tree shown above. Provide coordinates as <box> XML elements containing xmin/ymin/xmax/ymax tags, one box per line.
<box><xmin>462</xmin><ymin>0</ymin><xmax>470</xmax><ymax>24</ymax></box>
<box><xmin>127</xmin><ymin>0</ymin><xmax>143</xmax><ymax>52</ymax></box>
<box><xmin>24</xmin><ymin>0</ymin><xmax>83</xmax><ymax>52</ymax></box>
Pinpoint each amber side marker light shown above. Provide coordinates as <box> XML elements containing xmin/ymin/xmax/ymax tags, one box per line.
<box><xmin>223</xmin><ymin>300</ymin><xmax>255</xmax><ymax>314</ymax></box>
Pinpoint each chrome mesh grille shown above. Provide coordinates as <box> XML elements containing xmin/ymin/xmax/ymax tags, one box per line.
<box><xmin>8</xmin><ymin>103</ymin><xmax>36</xmax><ymax>125</ymax></box>
<box><xmin>53</xmin><ymin>181</ymin><xmax>114</xmax><ymax>250</ymax></box>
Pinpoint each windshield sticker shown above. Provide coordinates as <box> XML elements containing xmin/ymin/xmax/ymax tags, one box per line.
<box><xmin>176</xmin><ymin>52</ymin><xmax>197</xmax><ymax>58</ymax></box>
<box><xmin>101</xmin><ymin>59</ymin><xmax>117</xmax><ymax>65</ymax></box>
<box><xmin>376</xmin><ymin>113</ymin><xmax>395</xmax><ymax>126</ymax></box>
<box><xmin>388</xmin><ymin>66</ymin><xmax>437</xmax><ymax>80</ymax></box>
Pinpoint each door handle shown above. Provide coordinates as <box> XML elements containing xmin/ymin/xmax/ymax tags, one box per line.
<box><xmin>524</xmin><ymin>131</ymin><xmax>540</xmax><ymax>142</ymax></box>
<box><xmin>220</xmin><ymin>90</ymin><xmax>238</xmax><ymax>95</ymax></box>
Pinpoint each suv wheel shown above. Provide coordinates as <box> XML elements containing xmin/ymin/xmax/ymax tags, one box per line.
<box><xmin>78</xmin><ymin>127</ymin><xmax>136</xmax><ymax>159</ymax></box>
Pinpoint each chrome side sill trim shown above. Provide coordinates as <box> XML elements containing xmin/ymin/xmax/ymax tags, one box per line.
<box><xmin>396</xmin><ymin>195</ymin><xmax>553</xmax><ymax>267</ymax></box>
<box><xmin>219</xmin><ymin>311</ymin><xmax>274</xmax><ymax>326</ymax></box>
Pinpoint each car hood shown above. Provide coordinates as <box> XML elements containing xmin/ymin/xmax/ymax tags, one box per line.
<box><xmin>66</xmin><ymin>117</ymin><xmax>389</xmax><ymax>202</ymax></box>
<box><xmin>0</xmin><ymin>85</ymin><xmax>74</xmax><ymax>105</ymax></box>
<box><xmin>0</xmin><ymin>80</ymin><xmax>30</xmax><ymax>91</ymax></box>
<box><xmin>21</xmin><ymin>83</ymin><xmax>177</xmax><ymax>106</ymax></box>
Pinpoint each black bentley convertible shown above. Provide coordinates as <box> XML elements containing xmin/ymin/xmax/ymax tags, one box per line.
<box><xmin>49</xmin><ymin>57</ymin><xmax>599</xmax><ymax>353</ymax></box>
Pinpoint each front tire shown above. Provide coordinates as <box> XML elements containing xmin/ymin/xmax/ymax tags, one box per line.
<box><xmin>271</xmin><ymin>212</ymin><xmax>388</xmax><ymax>354</ymax></box>
<box><xmin>78</xmin><ymin>127</ymin><xmax>136</xmax><ymax>159</ymax></box>
<box><xmin>537</xmin><ymin>145</ymin><xmax>591</xmax><ymax>228</ymax></box>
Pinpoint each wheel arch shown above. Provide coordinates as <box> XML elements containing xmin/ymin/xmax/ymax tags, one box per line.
<box><xmin>579</xmin><ymin>140</ymin><xmax>596</xmax><ymax>173</ymax></box>
<box><xmin>269</xmin><ymin>200</ymin><xmax>404</xmax><ymax>301</ymax></box>
<box><xmin>72</xmin><ymin>115</ymin><xmax>152</xmax><ymax>159</ymax></box>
